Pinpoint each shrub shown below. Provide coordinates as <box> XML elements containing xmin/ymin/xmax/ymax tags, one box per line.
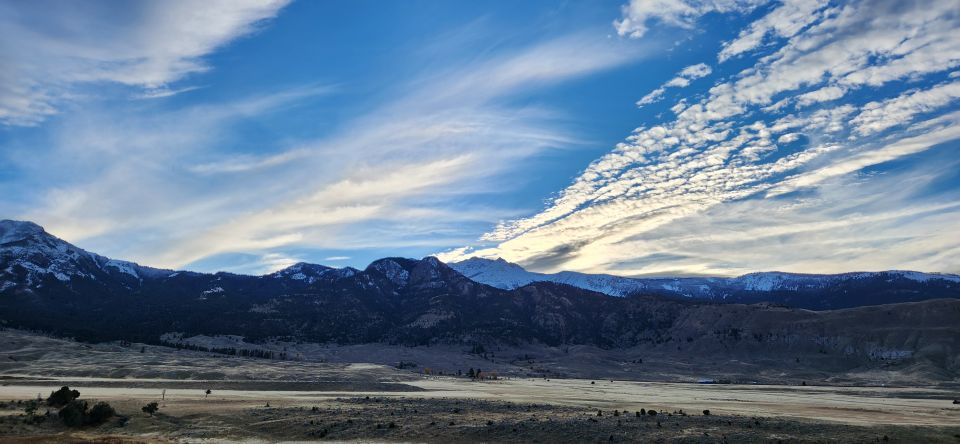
<box><xmin>702</xmin><ymin>409</ymin><xmax>711</xmax><ymax>416</ymax></box>
<box><xmin>142</xmin><ymin>402</ymin><xmax>159</xmax><ymax>416</ymax></box>
<box><xmin>59</xmin><ymin>400</ymin><xmax>88</xmax><ymax>427</ymax></box>
<box><xmin>86</xmin><ymin>402</ymin><xmax>115</xmax><ymax>425</ymax></box>
<box><xmin>57</xmin><ymin>398</ymin><xmax>115</xmax><ymax>427</ymax></box>
<box><xmin>47</xmin><ymin>386</ymin><xmax>80</xmax><ymax>408</ymax></box>
<box><xmin>647</xmin><ymin>409</ymin><xmax>657</xmax><ymax>416</ymax></box>
<box><xmin>639</xmin><ymin>408</ymin><xmax>645</xmax><ymax>416</ymax></box>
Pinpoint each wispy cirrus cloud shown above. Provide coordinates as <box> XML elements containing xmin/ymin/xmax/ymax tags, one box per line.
<box><xmin>0</xmin><ymin>0</ymin><xmax>289</xmax><ymax>126</ymax></box>
<box><xmin>4</xmin><ymin>17</ymin><xmax>650</xmax><ymax>272</ymax></box>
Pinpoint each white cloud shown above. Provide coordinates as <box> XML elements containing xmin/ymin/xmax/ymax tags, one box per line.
<box><xmin>637</xmin><ymin>63</ymin><xmax>712</xmax><ymax>107</ymax></box>
<box><xmin>777</xmin><ymin>133</ymin><xmax>800</xmax><ymax>144</ymax></box>
<box><xmin>8</xmin><ymin>31</ymin><xmax>647</xmax><ymax>271</ymax></box>
<box><xmin>444</xmin><ymin>0</ymin><xmax>960</xmax><ymax>276</ymax></box>
<box><xmin>796</xmin><ymin>85</ymin><xmax>845</xmax><ymax>107</ymax></box>
<box><xmin>0</xmin><ymin>0</ymin><xmax>290</xmax><ymax>126</ymax></box>
<box><xmin>614</xmin><ymin>0</ymin><xmax>764</xmax><ymax>39</ymax></box>
<box><xmin>718</xmin><ymin>0</ymin><xmax>829</xmax><ymax>62</ymax></box>
<box><xmin>851</xmin><ymin>81</ymin><xmax>960</xmax><ymax>136</ymax></box>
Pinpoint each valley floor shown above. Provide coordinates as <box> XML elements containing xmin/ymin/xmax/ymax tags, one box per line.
<box><xmin>0</xmin><ymin>330</ymin><xmax>958</xmax><ymax>442</ymax></box>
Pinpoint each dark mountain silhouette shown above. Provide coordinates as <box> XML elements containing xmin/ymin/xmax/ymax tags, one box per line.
<box><xmin>1</xmin><ymin>219</ymin><xmax>958</xmax><ymax>379</ymax></box>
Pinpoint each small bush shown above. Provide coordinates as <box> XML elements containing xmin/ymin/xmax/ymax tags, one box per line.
<box><xmin>86</xmin><ymin>402</ymin><xmax>115</xmax><ymax>425</ymax></box>
<box><xmin>59</xmin><ymin>400</ymin><xmax>88</xmax><ymax>427</ymax></box>
<box><xmin>647</xmin><ymin>409</ymin><xmax>657</xmax><ymax>416</ymax></box>
<box><xmin>57</xmin><ymin>399</ymin><xmax>115</xmax><ymax>427</ymax></box>
<box><xmin>23</xmin><ymin>399</ymin><xmax>39</xmax><ymax>416</ymax></box>
<box><xmin>142</xmin><ymin>402</ymin><xmax>159</xmax><ymax>416</ymax></box>
<box><xmin>702</xmin><ymin>409</ymin><xmax>711</xmax><ymax>416</ymax></box>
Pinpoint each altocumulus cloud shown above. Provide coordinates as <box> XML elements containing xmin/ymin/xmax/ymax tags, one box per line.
<box><xmin>440</xmin><ymin>0</ymin><xmax>960</xmax><ymax>276</ymax></box>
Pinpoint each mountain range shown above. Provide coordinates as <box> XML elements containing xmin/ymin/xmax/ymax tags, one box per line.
<box><xmin>1</xmin><ymin>219</ymin><xmax>959</xmax><ymax>381</ymax></box>
<box><xmin>449</xmin><ymin>257</ymin><xmax>960</xmax><ymax>310</ymax></box>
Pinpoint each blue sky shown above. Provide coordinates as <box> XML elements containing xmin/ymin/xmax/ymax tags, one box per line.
<box><xmin>1</xmin><ymin>0</ymin><xmax>959</xmax><ymax>276</ymax></box>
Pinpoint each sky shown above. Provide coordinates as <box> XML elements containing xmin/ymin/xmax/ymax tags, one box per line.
<box><xmin>1</xmin><ymin>0</ymin><xmax>959</xmax><ymax>277</ymax></box>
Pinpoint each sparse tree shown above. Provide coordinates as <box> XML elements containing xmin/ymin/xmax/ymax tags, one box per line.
<box><xmin>205</xmin><ymin>389</ymin><xmax>212</xmax><ymax>398</ymax></box>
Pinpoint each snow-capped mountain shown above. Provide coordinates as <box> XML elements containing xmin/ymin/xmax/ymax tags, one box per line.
<box><xmin>3</xmin><ymin>219</ymin><xmax>958</xmax><ymax>313</ymax></box>
<box><xmin>268</xmin><ymin>262</ymin><xmax>358</xmax><ymax>284</ymax></box>
<box><xmin>449</xmin><ymin>257</ymin><xmax>960</xmax><ymax>309</ymax></box>
<box><xmin>449</xmin><ymin>257</ymin><xmax>652</xmax><ymax>296</ymax></box>
<box><xmin>0</xmin><ymin>220</ymin><xmax>171</xmax><ymax>292</ymax></box>
<box><xmin>1</xmin><ymin>218</ymin><xmax>960</xmax><ymax>380</ymax></box>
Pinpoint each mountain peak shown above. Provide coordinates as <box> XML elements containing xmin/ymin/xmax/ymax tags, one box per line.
<box><xmin>0</xmin><ymin>220</ymin><xmax>47</xmax><ymax>244</ymax></box>
<box><xmin>276</xmin><ymin>262</ymin><xmax>333</xmax><ymax>274</ymax></box>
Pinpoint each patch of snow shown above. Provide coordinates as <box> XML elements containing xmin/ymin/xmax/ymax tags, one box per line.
<box><xmin>372</xmin><ymin>259</ymin><xmax>410</xmax><ymax>286</ymax></box>
<box><xmin>104</xmin><ymin>259</ymin><xmax>139</xmax><ymax>278</ymax></box>
<box><xmin>0</xmin><ymin>220</ymin><xmax>44</xmax><ymax>244</ymax></box>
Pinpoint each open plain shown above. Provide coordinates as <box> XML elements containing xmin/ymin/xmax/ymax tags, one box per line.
<box><xmin>1</xmin><ymin>330</ymin><xmax>958</xmax><ymax>443</ymax></box>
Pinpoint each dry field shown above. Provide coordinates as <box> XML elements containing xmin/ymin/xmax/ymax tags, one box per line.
<box><xmin>1</xmin><ymin>330</ymin><xmax>958</xmax><ymax>442</ymax></box>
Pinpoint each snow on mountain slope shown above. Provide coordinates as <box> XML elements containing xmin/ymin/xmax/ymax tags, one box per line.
<box><xmin>449</xmin><ymin>257</ymin><xmax>960</xmax><ymax>299</ymax></box>
<box><xmin>450</xmin><ymin>257</ymin><xmax>653</xmax><ymax>296</ymax></box>
<box><xmin>4</xmin><ymin>219</ymin><xmax>957</xmax><ymax>311</ymax></box>
<box><xmin>0</xmin><ymin>219</ymin><xmax>171</xmax><ymax>289</ymax></box>
<box><xmin>269</xmin><ymin>262</ymin><xmax>359</xmax><ymax>284</ymax></box>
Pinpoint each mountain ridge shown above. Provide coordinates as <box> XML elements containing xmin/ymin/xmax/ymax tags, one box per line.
<box><xmin>2</xmin><ymin>219</ymin><xmax>959</xmax><ymax>383</ymax></box>
<box><xmin>449</xmin><ymin>257</ymin><xmax>960</xmax><ymax>310</ymax></box>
